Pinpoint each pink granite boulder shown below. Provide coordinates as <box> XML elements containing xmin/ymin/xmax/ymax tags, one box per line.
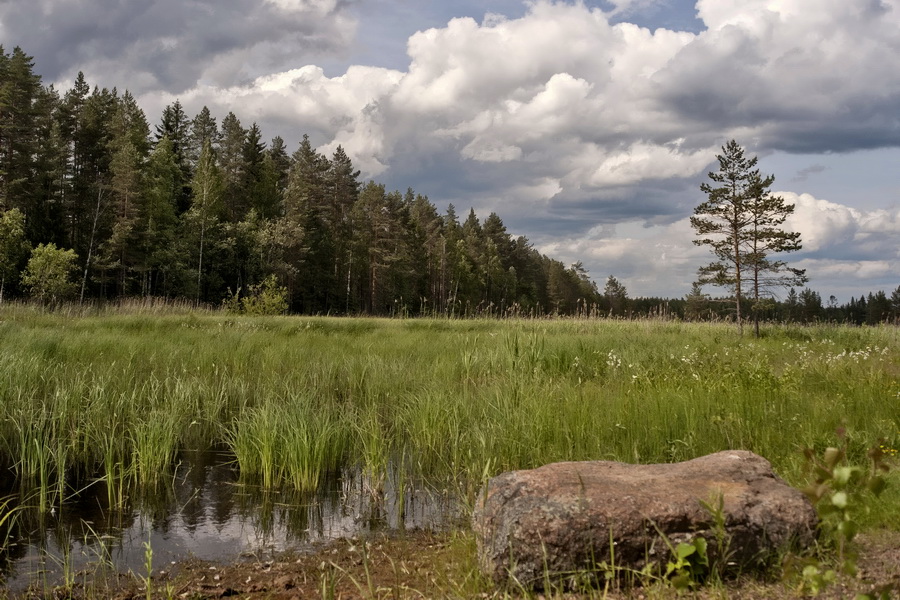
<box><xmin>473</xmin><ymin>450</ymin><xmax>817</xmax><ymax>588</ymax></box>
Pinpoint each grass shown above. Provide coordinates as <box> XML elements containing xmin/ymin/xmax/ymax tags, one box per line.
<box><xmin>0</xmin><ymin>306</ymin><xmax>898</xmax><ymax>551</ymax></box>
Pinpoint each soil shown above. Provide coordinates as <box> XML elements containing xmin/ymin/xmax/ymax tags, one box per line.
<box><xmin>9</xmin><ymin>529</ymin><xmax>900</xmax><ymax>599</ymax></box>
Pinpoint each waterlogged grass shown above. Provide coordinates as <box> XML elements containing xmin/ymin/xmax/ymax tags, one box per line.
<box><xmin>0</xmin><ymin>308</ymin><xmax>898</xmax><ymax>525</ymax></box>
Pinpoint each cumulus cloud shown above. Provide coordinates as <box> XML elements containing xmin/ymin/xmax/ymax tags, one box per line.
<box><xmin>784</xmin><ymin>192</ymin><xmax>900</xmax><ymax>270</ymax></box>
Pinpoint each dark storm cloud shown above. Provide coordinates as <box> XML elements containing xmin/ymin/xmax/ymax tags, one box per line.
<box><xmin>0</xmin><ymin>0</ymin><xmax>356</xmax><ymax>93</ymax></box>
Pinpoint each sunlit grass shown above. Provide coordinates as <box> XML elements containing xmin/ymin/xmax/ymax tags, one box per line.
<box><xmin>0</xmin><ymin>305</ymin><xmax>898</xmax><ymax>529</ymax></box>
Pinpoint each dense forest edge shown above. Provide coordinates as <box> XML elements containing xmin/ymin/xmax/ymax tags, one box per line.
<box><xmin>1</xmin><ymin>46</ymin><xmax>898</xmax><ymax>322</ymax></box>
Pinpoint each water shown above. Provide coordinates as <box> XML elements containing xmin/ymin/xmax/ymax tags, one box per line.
<box><xmin>0</xmin><ymin>451</ymin><xmax>461</xmax><ymax>593</ymax></box>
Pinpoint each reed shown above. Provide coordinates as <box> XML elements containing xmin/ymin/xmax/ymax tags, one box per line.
<box><xmin>225</xmin><ymin>394</ymin><xmax>350</xmax><ymax>492</ymax></box>
<box><xmin>129</xmin><ymin>409</ymin><xmax>180</xmax><ymax>490</ymax></box>
<box><xmin>280</xmin><ymin>397</ymin><xmax>348</xmax><ymax>492</ymax></box>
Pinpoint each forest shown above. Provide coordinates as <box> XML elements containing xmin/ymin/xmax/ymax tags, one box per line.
<box><xmin>0</xmin><ymin>46</ymin><xmax>603</xmax><ymax>316</ymax></box>
<box><xmin>2</xmin><ymin>46</ymin><xmax>897</xmax><ymax>322</ymax></box>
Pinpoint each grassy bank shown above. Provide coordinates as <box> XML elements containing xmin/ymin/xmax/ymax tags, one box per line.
<box><xmin>1</xmin><ymin>306</ymin><xmax>898</xmax><ymax>523</ymax></box>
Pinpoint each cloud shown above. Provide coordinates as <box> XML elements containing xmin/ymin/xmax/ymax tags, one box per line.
<box><xmin>533</xmin><ymin>191</ymin><xmax>900</xmax><ymax>300</ymax></box>
<box><xmin>663</xmin><ymin>0</ymin><xmax>900</xmax><ymax>152</ymax></box>
<box><xmin>21</xmin><ymin>0</ymin><xmax>900</xmax><ymax>224</ymax></box>
<box><xmin>8</xmin><ymin>0</ymin><xmax>900</xmax><ymax>298</ymax></box>
<box><xmin>605</xmin><ymin>0</ymin><xmax>668</xmax><ymax>18</ymax></box>
<box><xmin>790</xmin><ymin>164</ymin><xmax>826</xmax><ymax>183</ymax></box>
<box><xmin>0</xmin><ymin>0</ymin><xmax>357</xmax><ymax>94</ymax></box>
<box><xmin>783</xmin><ymin>192</ymin><xmax>900</xmax><ymax>265</ymax></box>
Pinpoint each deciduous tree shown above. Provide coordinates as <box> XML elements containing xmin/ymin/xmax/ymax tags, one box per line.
<box><xmin>0</xmin><ymin>207</ymin><xmax>29</xmax><ymax>301</ymax></box>
<box><xmin>23</xmin><ymin>242</ymin><xmax>78</xmax><ymax>304</ymax></box>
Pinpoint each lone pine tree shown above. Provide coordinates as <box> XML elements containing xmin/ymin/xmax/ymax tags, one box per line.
<box><xmin>691</xmin><ymin>140</ymin><xmax>806</xmax><ymax>335</ymax></box>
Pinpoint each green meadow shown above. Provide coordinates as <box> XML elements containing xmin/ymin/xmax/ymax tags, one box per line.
<box><xmin>1</xmin><ymin>304</ymin><xmax>899</xmax><ymax>527</ymax></box>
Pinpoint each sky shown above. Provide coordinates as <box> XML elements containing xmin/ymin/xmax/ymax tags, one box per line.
<box><xmin>2</xmin><ymin>0</ymin><xmax>899</xmax><ymax>301</ymax></box>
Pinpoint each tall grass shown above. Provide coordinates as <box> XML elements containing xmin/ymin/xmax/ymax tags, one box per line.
<box><xmin>1</xmin><ymin>307</ymin><xmax>898</xmax><ymax>527</ymax></box>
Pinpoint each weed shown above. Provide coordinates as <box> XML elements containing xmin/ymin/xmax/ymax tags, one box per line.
<box><xmin>137</xmin><ymin>537</ymin><xmax>153</xmax><ymax>600</ymax></box>
<box><xmin>791</xmin><ymin>431</ymin><xmax>894</xmax><ymax>598</ymax></box>
<box><xmin>665</xmin><ymin>536</ymin><xmax>710</xmax><ymax>591</ymax></box>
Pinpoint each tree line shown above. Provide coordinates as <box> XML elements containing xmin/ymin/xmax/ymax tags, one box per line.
<box><xmin>3</xmin><ymin>47</ymin><xmax>896</xmax><ymax>322</ymax></box>
<box><xmin>1</xmin><ymin>46</ymin><xmax>604</xmax><ymax>315</ymax></box>
<box><xmin>596</xmin><ymin>277</ymin><xmax>900</xmax><ymax>325</ymax></box>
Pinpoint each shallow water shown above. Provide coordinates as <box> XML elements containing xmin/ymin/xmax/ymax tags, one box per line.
<box><xmin>0</xmin><ymin>451</ymin><xmax>460</xmax><ymax>592</ymax></box>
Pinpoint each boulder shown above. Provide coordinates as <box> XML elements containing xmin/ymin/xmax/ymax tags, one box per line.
<box><xmin>473</xmin><ymin>450</ymin><xmax>817</xmax><ymax>588</ymax></box>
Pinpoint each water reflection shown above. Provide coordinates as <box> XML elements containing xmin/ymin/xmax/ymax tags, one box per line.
<box><xmin>1</xmin><ymin>451</ymin><xmax>460</xmax><ymax>592</ymax></box>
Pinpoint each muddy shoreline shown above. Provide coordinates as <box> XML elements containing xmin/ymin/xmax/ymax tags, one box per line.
<box><xmin>7</xmin><ymin>529</ymin><xmax>900</xmax><ymax>599</ymax></box>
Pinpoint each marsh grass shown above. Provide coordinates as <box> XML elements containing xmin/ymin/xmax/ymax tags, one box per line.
<box><xmin>1</xmin><ymin>307</ymin><xmax>898</xmax><ymax>535</ymax></box>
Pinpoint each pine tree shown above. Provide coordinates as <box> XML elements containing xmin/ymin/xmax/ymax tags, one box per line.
<box><xmin>30</xmin><ymin>85</ymin><xmax>68</xmax><ymax>244</ymax></box>
<box><xmin>218</xmin><ymin>112</ymin><xmax>246</xmax><ymax>222</ymax></box>
<box><xmin>482</xmin><ymin>212</ymin><xmax>516</xmax><ymax>310</ymax></box>
<box><xmin>441</xmin><ymin>204</ymin><xmax>461</xmax><ymax>313</ymax></box>
<box><xmin>284</xmin><ymin>135</ymin><xmax>333</xmax><ymax>311</ymax></box>
<box><xmin>866</xmin><ymin>290</ymin><xmax>891</xmax><ymax>324</ymax></box>
<box><xmin>104</xmin><ymin>137</ymin><xmax>143</xmax><ymax>294</ymax></box>
<box><xmin>569</xmin><ymin>261</ymin><xmax>600</xmax><ymax>314</ymax></box>
<box><xmin>155</xmin><ymin>101</ymin><xmax>191</xmax><ymax>169</ymax></box>
<box><xmin>139</xmin><ymin>136</ymin><xmax>180</xmax><ymax>296</ymax></box>
<box><xmin>267</xmin><ymin>136</ymin><xmax>291</xmax><ymax>193</ymax></box>
<box><xmin>798</xmin><ymin>288</ymin><xmax>822</xmax><ymax>323</ymax></box>
<box><xmin>784</xmin><ymin>287</ymin><xmax>799</xmax><ymax>322</ymax></box>
<box><xmin>156</xmin><ymin>100</ymin><xmax>192</xmax><ymax>212</ymax></box>
<box><xmin>325</xmin><ymin>145</ymin><xmax>359</xmax><ymax>309</ymax></box>
<box><xmin>692</xmin><ymin>140</ymin><xmax>805</xmax><ymax>335</ymax></box>
<box><xmin>187</xmin><ymin>106</ymin><xmax>220</xmax><ymax>169</ymax></box>
<box><xmin>407</xmin><ymin>191</ymin><xmax>443</xmax><ymax>313</ymax></box>
<box><xmin>744</xmin><ymin>171</ymin><xmax>807</xmax><ymax>334</ymax></box>
<box><xmin>99</xmin><ymin>91</ymin><xmax>151</xmax><ymax>294</ymax></box>
<box><xmin>890</xmin><ymin>285</ymin><xmax>900</xmax><ymax>322</ymax></box>
<box><xmin>240</xmin><ymin>122</ymin><xmax>268</xmax><ymax>219</ymax></box>
<box><xmin>0</xmin><ymin>47</ymin><xmax>42</xmax><ymax>215</ymax></box>
<box><xmin>71</xmin><ymin>85</ymin><xmax>118</xmax><ymax>300</ymax></box>
<box><xmin>352</xmin><ymin>182</ymin><xmax>391</xmax><ymax>312</ymax></box>
<box><xmin>603</xmin><ymin>275</ymin><xmax>628</xmax><ymax>316</ymax></box>
<box><xmin>684</xmin><ymin>282</ymin><xmax>710</xmax><ymax>321</ymax></box>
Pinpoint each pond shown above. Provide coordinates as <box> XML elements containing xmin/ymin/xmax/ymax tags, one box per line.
<box><xmin>0</xmin><ymin>450</ymin><xmax>462</xmax><ymax>593</ymax></box>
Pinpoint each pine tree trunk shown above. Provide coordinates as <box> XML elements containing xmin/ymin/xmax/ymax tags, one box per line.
<box><xmin>346</xmin><ymin>250</ymin><xmax>352</xmax><ymax>313</ymax></box>
<box><xmin>197</xmin><ymin>217</ymin><xmax>206</xmax><ymax>306</ymax></box>
<box><xmin>80</xmin><ymin>182</ymin><xmax>103</xmax><ymax>303</ymax></box>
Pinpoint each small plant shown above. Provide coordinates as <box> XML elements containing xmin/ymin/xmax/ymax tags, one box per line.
<box><xmin>699</xmin><ymin>491</ymin><xmax>733</xmax><ymax>582</ymax></box>
<box><xmin>664</xmin><ymin>536</ymin><xmax>710</xmax><ymax>591</ymax></box>
<box><xmin>793</xmin><ymin>430</ymin><xmax>893</xmax><ymax>598</ymax></box>
<box><xmin>138</xmin><ymin>537</ymin><xmax>153</xmax><ymax>600</ymax></box>
<box><xmin>223</xmin><ymin>275</ymin><xmax>288</xmax><ymax>315</ymax></box>
<box><xmin>651</xmin><ymin>494</ymin><xmax>729</xmax><ymax>593</ymax></box>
